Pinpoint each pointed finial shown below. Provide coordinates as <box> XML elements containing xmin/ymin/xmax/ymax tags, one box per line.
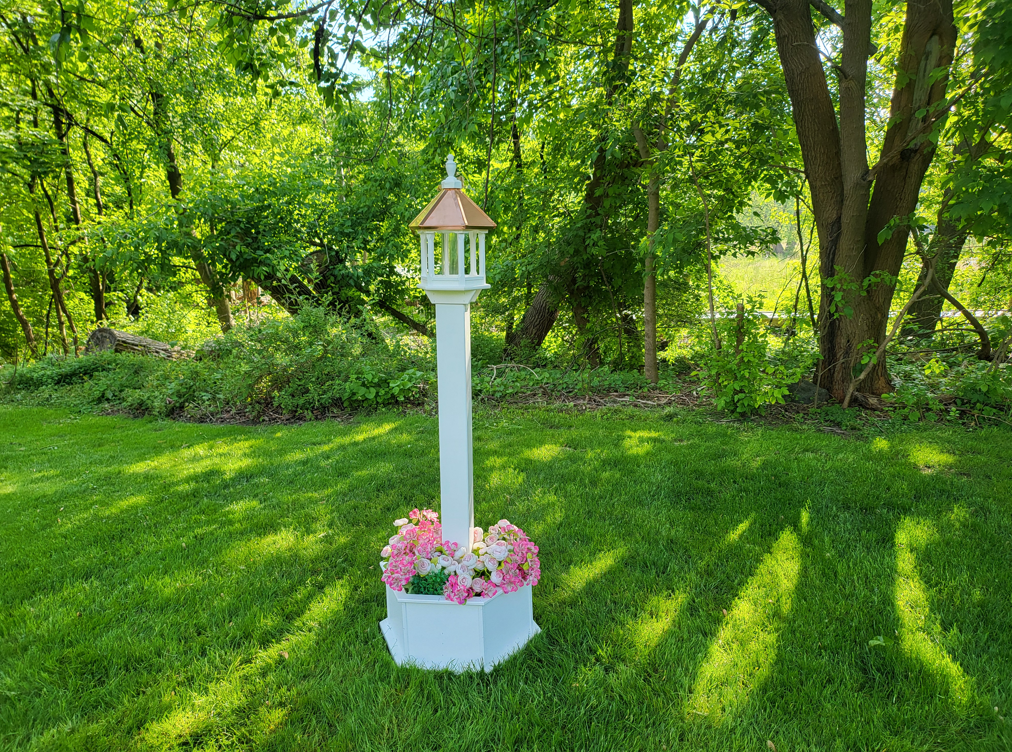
<box><xmin>441</xmin><ymin>152</ymin><xmax>462</xmax><ymax>189</ymax></box>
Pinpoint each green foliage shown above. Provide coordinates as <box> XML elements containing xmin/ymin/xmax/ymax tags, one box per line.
<box><xmin>885</xmin><ymin>349</ymin><xmax>1012</xmax><ymax>423</ymax></box>
<box><xmin>693</xmin><ymin>297</ymin><xmax>813</xmax><ymax>415</ymax></box>
<box><xmin>406</xmin><ymin>569</ymin><xmax>449</xmax><ymax>596</ymax></box>
<box><xmin>7</xmin><ymin>307</ymin><xmax>432</xmax><ymax>418</ymax></box>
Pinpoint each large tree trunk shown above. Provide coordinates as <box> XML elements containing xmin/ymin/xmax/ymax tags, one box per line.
<box><xmin>756</xmin><ymin>0</ymin><xmax>956</xmax><ymax>401</ymax></box>
<box><xmin>1</xmin><ymin>252</ymin><xmax>38</xmax><ymax>358</ymax></box>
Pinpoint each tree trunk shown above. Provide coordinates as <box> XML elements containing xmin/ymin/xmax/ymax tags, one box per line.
<box><xmin>29</xmin><ymin>178</ymin><xmax>74</xmax><ymax>356</ymax></box>
<box><xmin>1</xmin><ymin>252</ymin><xmax>38</xmax><ymax>357</ymax></box>
<box><xmin>756</xmin><ymin>0</ymin><xmax>956</xmax><ymax>401</ymax></box>
<box><xmin>82</xmin><ymin>133</ymin><xmax>108</xmax><ymax>321</ymax></box>
<box><xmin>504</xmin><ymin>282</ymin><xmax>560</xmax><ymax>356</ymax></box>
<box><xmin>85</xmin><ymin>327</ymin><xmax>190</xmax><ymax>358</ymax></box>
<box><xmin>903</xmin><ymin>135</ymin><xmax>990</xmax><ymax>339</ymax></box>
<box><xmin>903</xmin><ymin>215</ymin><xmax>966</xmax><ymax>338</ymax></box>
<box><xmin>141</xmin><ymin>37</ymin><xmax>234</xmax><ymax>334</ymax></box>
<box><xmin>642</xmin><ymin>173</ymin><xmax>659</xmax><ymax>382</ymax></box>
<box><xmin>507</xmin><ymin>0</ymin><xmax>634</xmax><ymax>357</ymax></box>
<box><xmin>632</xmin><ymin>15</ymin><xmax>708</xmax><ymax>383</ymax></box>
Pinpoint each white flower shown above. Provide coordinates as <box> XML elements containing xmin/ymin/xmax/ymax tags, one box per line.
<box><xmin>393</xmin><ymin>518</ymin><xmax>409</xmax><ymax>526</ymax></box>
<box><xmin>457</xmin><ymin>564</ymin><xmax>472</xmax><ymax>579</ymax></box>
<box><xmin>388</xmin><ymin>535</ymin><xmax>400</xmax><ymax>545</ymax></box>
<box><xmin>457</xmin><ymin>573</ymin><xmax>473</xmax><ymax>590</ymax></box>
<box><xmin>498</xmin><ymin>519</ymin><xmax>510</xmax><ymax>528</ymax></box>
<box><xmin>437</xmin><ymin>555</ymin><xmax>454</xmax><ymax>570</ymax></box>
<box><xmin>490</xmin><ymin>569</ymin><xmax>504</xmax><ymax>585</ymax></box>
<box><xmin>381</xmin><ymin>546</ymin><xmax>392</xmax><ymax>558</ymax></box>
<box><xmin>444</xmin><ymin>562</ymin><xmax>458</xmax><ymax>575</ymax></box>
<box><xmin>472</xmin><ymin>541</ymin><xmax>485</xmax><ymax>553</ymax></box>
<box><xmin>472</xmin><ymin>527</ymin><xmax>484</xmax><ymax>543</ymax></box>
<box><xmin>471</xmin><ymin>577</ymin><xmax>485</xmax><ymax>592</ymax></box>
<box><xmin>481</xmin><ymin>554</ymin><xmax>499</xmax><ymax>571</ymax></box>
<box><xmin>474</xmin><ymin>560</ymin><xmax>486</xmax><ymax>571</ymax></box>
<box><xmin>399</xmin><ymin>524</ymin><xmax>415</xmax><ymax>535</ymax></box>
<box><xmin>461</xmin><ymin>552</ymin><xmax>479</xmax><ymax>569</ymax></box>
<box><xmin>489</xmin><ymin>542</ymin><xmax>509</xmax><ymax>561</ymax></box>
<box><xmin>485</xmin><ymin>533</ymin><xmax>499</xmax><ymax>545</ymax></box>
<box><xmin>453</xmin><ymin>547</ymin><xmax>467</xmax><ymax>560</ymax></box>
<box><xmin>415</xmin><ymin>558</ymin><xmax>432</xmax><ymax>576</ymax></box>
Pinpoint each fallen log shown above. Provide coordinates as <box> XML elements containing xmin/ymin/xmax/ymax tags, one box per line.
<box><xmin>85</xmin><ymin>327</ymin><xmax>191</xmax><ymax>359</ymax></box>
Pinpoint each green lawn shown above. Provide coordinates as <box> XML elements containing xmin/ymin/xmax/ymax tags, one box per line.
<box><xmin>1</xmin><ymin>406</ymin><xmax>1011</xmax><ymax>751</ymax></box>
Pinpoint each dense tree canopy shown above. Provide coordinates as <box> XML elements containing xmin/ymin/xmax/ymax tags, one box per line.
<box><xmin>1</xmin><ymin>0</ymin><xmax>1008</xmax><ymax>404</ymax></box>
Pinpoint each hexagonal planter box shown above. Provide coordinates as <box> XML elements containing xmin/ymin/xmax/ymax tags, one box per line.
<box><xmin>380</xmin><ymin>582</ymin><xmax>540</xmax><ymax>672</ymax></box>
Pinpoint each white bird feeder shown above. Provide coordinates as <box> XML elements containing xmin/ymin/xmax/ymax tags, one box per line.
<box><xmin>379</xmin><ymin>154</ymin><xmax>540</xmax><ymax>671</ymax></box>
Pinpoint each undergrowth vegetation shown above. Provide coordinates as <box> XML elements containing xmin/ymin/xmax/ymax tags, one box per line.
<box><xmin>2</xmin><ymin>305</ymin><xmax>1010</xmax><ymax>427</ymax></box>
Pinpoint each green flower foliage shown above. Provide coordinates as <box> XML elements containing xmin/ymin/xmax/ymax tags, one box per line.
<box><xmin>406</xmin><ymin>569</ymin><xmax>449</xmax><ymax>596</ymax></box>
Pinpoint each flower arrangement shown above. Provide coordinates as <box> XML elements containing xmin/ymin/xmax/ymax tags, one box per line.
<box><xmin>380</xmin><ymin>508</ymin><xmax>540</xmax><ymax>604</ymax></box>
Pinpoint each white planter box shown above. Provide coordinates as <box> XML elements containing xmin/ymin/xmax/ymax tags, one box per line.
<box><xmin>380</xmin><ymin>581</ymin><xmax>540</xmax><ymax>672</ymax></box>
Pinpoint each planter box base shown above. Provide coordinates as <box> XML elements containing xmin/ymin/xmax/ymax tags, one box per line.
<box><xmin>380</xmin><ymin>583</ymin><xmax>540</xmax><ymax>672</ymax></box>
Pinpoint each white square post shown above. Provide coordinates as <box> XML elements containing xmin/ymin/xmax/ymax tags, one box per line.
<box><xmin>380</xmin><ymin>154</ymin><xmax>540</xmax><ymax>671</ymax></box>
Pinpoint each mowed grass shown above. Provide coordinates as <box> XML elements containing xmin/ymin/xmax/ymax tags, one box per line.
<box><xmin>1</xmin><ymin>406</ymin><xmax>1011</xmax><ymax>751</ymax></box>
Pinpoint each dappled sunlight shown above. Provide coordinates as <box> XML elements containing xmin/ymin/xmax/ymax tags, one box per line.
<box><xmin>547</xmin><ymin>548</ymin><xmax>625</xmax><ymax>604</ymax></box>
<box><xmin>626</xmin><ymin>591</ymin><xmax>687</xmax><ymax>658</ymax></box>
<box><xmin>871</xmin><ymin>437</ymin><xmax>890</xmax><ymax>452</ymax></box>
<box><xmin>907</xmin><ymin>444</ymin><xmax>956</xmax><ymax>472</ymax></box>
<box><xmin>139</xmin><ymin>578</ymin><xmax>350</xmax><ymax>747</ymax></box>
<box><xmin>482</xmin><ymin>457</ymin><xmax>527</xmax><ymax>493</ymax></box>
<box><xmin>98</xmin><ymin>493</ymin><xmax>151</xmax><ymax>518</ymax></box>
<box><xmin>121</xmin><ymin>436</ymin><xmax>264</xmax><ymax>480</ymax></box>
<box><xmin>220</xmin><ymin>528</ymin><xmax>351</xmax><ymax>569</ymax></box>
<box><xmin>622</xmin><ymin>430</ymin><xmax>661</xmax><ymax>456</ymax></box>
<box><xmin>894</xmin><ymin>518</ymin><xmax>972</xmax><ymax>707</ymax></box>
<box><xmin>314</xmin><ymin>421</ymin><xmax>401</xmax><ymax>451</ymax></box>
<box><xmin>522</xmin><ymin>443</ymin><xmax>567</xmax><ymax>462</ymax></box>
<box><xmin>722</xmin><ymin>518</ymin><xmax>752</xmax><ymax>547</ymax></box>
<box><xmin>686</xmin><ymin>528</ymin><xmax>801</xmax><ymax>722</ymax></box>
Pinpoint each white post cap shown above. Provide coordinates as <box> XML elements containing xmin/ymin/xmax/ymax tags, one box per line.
<box><xmin>441</xmin><ymin>153</ymin><xmax>463</xmax><ymax>189</ymax></box>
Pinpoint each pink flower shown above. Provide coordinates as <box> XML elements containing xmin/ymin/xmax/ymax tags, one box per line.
<box><xmin>482</xmin><ymin>582</ymin><xmax>498</xmax><ymax>599</ymax></box>
<box><xmin>472</xmin><ymin>527</ymin><xmax>484</xmax><ymax>542</ymax></box>
<box><xmin>489</xmin><ymin>542</ymin><xmax>509</xmax><ymax>560</ymax></box>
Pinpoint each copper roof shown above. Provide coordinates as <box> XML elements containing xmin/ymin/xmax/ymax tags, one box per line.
<box><xmin>409</xmin><ymin>188</ymin><xmax>497</xmax><ymax>231</ymax></box>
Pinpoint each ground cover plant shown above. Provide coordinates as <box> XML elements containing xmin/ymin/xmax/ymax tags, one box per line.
<box><xmin>1</xmin><ymin>405</ymin><xmax>1010</xmax><ymax>751</ymax></box>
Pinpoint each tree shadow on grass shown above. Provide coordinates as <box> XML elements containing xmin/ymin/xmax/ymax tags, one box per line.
<box><xmin>3</xmin><ymin>411</ymin><xmax>1011</xmax><ymax>751</ymax></box>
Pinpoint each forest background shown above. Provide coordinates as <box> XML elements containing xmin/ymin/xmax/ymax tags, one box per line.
<box><xmin>1</xmin><ymin>0</ymin><xmax>1010</xmax><ymax>421</ymax></box>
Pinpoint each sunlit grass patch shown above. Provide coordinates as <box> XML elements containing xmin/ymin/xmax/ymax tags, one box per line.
<box><xmin>687</xmin><ymin>528</ymin><xmax>801</xmax><ymax>722</ymax></box>
<box><xmin>894</xmin><ymin>518</ymin><xmax>972</xmax><ymax>707</ymax></box>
